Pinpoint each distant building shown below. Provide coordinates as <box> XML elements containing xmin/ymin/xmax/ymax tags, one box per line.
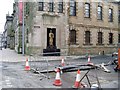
<box><xmin>13</xmin><ymin>2</ymin><xmax>23</xmax><ymax>54</ymax></box>
<box><xmin>2</xmin><ymin>29</ymin><xmax>7</xmax><ymax>49</ymax></box>
<box><xmin>13</xmin><ymin>0</ymin><xmax>120</xmax><ymax>55</ymax></box>
<box><xmin>4</xmin><ymin>14</ymin><xmax>14</xmax><ymax>49</ymax></box>
<box><xmin>12</xmin><ymin>2</ymin><xmax>22</xmax><ymax>53</ymax></box>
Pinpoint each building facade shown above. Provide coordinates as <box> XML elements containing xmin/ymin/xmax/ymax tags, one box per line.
<box><xmin>4</xmin><ymin>14</ymin><xmax>14</xmax><ymax>49</ymax></box>
<box><xmin>14</xmin><ymin>0</ymin><xmax>119</xmax><ymax>55</ymax></box>
<box><xmin>13</xmin><ymin>2</ymin><xmax>20</xmax><ymax>53</ymax></box>
<box><xmin>13</xmin><ymin>2</ymin><xmax>24</xmax><ymax>53</ymax></box>
<box><xmin>118</xmin><ymin>2</ymin><xmax>120</xmax><ymax>45</ymax></box>
<box><xmin>68</xmin><ymin>1</ymin><xmax>119</xmax><ymax>55</ymax></box>
<box><xmin>2</xmin><ymin>29</ymin><xmax>7</xmax><ymax>48</ymax></box>
<box><xmin>24</xmin><ymin>1</ymin><xmax>69</xmax><ymax>55</ymax></box>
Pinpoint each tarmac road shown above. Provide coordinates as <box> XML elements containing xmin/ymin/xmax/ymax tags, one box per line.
<box><xmin>1</xmin><ymin>55</ymin><xmax>119</xmax><ymax>89</ymax></box>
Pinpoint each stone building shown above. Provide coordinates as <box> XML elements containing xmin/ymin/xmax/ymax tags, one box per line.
<box><xmin>13</xmin><ymin>1</ymin><xmax>26</xmax><ymax>54</ymax></box>
<box><xmin>13</xmin><ymin>2</ymin><xmax>22</xmax><ymax>53</ymax></box>
<box><xmin>15</xmin><ymin>0</ymin><xmax>119</xmax><ymax>55</ymax></box>
<box><xmin>118</xmin><ymin>2</ymin><xmax>120</xmax><ymax>45</ymax></box>
<box><xmin>68</xmin><ymin>1</ymin><xmax>119</xmax><ymax>55</ymax></box>
<box><xmin>4</xmin><ymin>14</ymin><xmax>14</xmax><ymax>49</ymax></box>
<box><xmin>2</xmin><ymin>29</ymin><xmax>7</xmax><ymax>48</ymax></box>
<box><xmin>25</xmin><ymin>1</ymin><xmax>69</xmax><ymax>55</ymax></box>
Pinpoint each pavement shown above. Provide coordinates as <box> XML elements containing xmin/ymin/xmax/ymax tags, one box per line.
<box><xmin>0</xmin><ymin>48</ymin><xmax>27</xmax><ymax>62</ymax></box>
<box><xmin>0</xmin><ymin>48</ymin><xmax>111</xmax><ymax>62</ymax></box>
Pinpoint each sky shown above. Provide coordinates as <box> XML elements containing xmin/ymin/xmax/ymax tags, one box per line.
<box><xmin>0</xmin><ymin>0</ymin><xmax>14</xmax><ymax>33</ymax></box>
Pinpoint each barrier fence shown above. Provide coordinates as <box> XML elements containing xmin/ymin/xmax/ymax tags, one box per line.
<box><xmin>28</xmin><ymin>52</ymin><xmax>67</xmax><ymax>79</ymax></box>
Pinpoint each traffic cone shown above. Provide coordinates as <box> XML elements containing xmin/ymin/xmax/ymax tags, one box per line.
<box><xmin>87</xmin><ymin>55</ymin><xmax>94</xmax><ymax>66</ymax></box>
<box><xmin>61</xmin><ymin>58</ymin><xmax>65</xmax><ymax>66</ymax></box>
<box><xmin>54</xmin><ymin>68</ymin><xmax>62</xmax><ymax>74</ymax></box>
<box><xmin>74</xmin><ymin>69</ymin><xmax>81</xmax><ymax>88</ymax></box>
<box><xmin>53</xmin><ymin>68</ymin><xmax>62</xmax><ymax>86</ymax></box>
<box><xmin>25</xmin><ymin>58</ymin><xmax>30</xmax><ymax>71</ymax></box>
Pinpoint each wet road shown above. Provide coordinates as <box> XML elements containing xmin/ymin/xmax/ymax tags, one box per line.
<box><xmin>1</xmin><ymin>55</ymin><xmax>119</xmax><ymax>88</ymax></box>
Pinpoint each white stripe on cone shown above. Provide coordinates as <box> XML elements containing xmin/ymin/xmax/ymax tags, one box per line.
<box><xmin>87</xmin><ymin>56</ymin><xmax>94</xmax><ymax>65</ymax></box>
<box><xmin>76</xmin><ymin>73</ymin><xmax>81</xmax><ymax>82</ymax></box>
<box><xmin>61</xmin><ymin>58</ymin><xmax>65</xmax><ymax>66</ymax></box>
<box><xmin>74</xmin><ymin>70</ymin><xmax>81</xmax><ymax>88</ymax></box>
<box><xmin>25</xmin><ymin>58</ymin><xmax>30</xmax><ymax>71</ymax></box>
<box><xmin>56</xmin><ymin>72</ymin><xmax>61</xmax><ymax>79</ymax></box>
<box><xmin>88</xmin><ymin>56</ymin><xmax>90</xmax><ymax>63</ymax></box>
<box><xmin>26</xmin><ymin>60</ymin><xmax>29</xmax><ymax>66</ymax></box>
<box><xmin>53</xmin><ymin>68</ymin><xmax>62</xmax><ymax>86</ymax></box>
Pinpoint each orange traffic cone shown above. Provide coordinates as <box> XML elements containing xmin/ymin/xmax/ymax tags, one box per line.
<box><xmin>74</xmin><ymin>69</ymin><xmax>81</xmax><ymax>88</ymax></box>
<box><xmin>53</xmin><ymin>68</ymin><xmax>62</xmax><ymax>86</ymax></box>
<box><xmin>87</xmin><ymin>55</ymin><xmax>94</xmax><ymax>66</ymax></box>
<box><xmin>61</xmin><ymin>58</ymin><xmax>65</xmax><ymax>66</ymax></box>
<box><xmin>25</xmin><ymin>58</ymin><xmax>30</xmax><ymax>71</ymax></box>
<box><xmin>73</xmin><ymin>70</ymin><xmax>87</xmax><ymax>88</ymax></box>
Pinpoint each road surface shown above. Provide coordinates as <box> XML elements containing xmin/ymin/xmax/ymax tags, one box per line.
<box><xmin>1</xmin><ymin>55</ymin><xmax>119</xmax><ymax>89</ymax></box>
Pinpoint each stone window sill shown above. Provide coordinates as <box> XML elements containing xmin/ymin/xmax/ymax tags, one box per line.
<box><xmin>83</xmin><ymin>43</ymin><xmax>93</xmax><ymax>46</ymax></box>
<box><xmin>96</xmin><ymin>43</ymin><xmax>104</xmax><ymax>46</ymax></box>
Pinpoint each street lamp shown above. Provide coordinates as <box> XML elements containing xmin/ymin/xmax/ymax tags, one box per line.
<box><xmin>66</xmin><ymin>4</ymin><xmax>70</xmax><ymax>55</ymax></box>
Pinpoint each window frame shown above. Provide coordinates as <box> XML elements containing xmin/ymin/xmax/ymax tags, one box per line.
<box><xmin>109</xmin><ymin>33</ymin><xmax>113</xmax><ymax>44</ymax></box>
<box><xmin>69</xmin><ymin>0</ymin><xmax>76</xmax><ymax>16</ymax></box>
<box><xmin>85</xmin><ymin>31</ymin><xmax>91</xmax><ymax>45</ymax></box>
<box><xmin>118</xmin><ymin>10</ymin><xmax>120</xmax><ymax>23</ymax></box>
<box><xmin>84</xmin><ymin>3</ymin><xmax>90</xmax><ymax>18</ymax></box>
<box><xmin>108</xmin><ymin>8</ymin><xmax>113</xmax><ymax>22</ymax></box>
<box><xmin>48</xmin><ymin>0</ymin><xmax>54</xmax><ymax>12</ymax></box>
<box><xmin>97</xmin><ymin>5</ymin><xmax>102</xmax><ymax>20</ymax></box>
<box><xmin>98</xmin><ymin>32</ymin><xmax>103</xmax><ymax>44</ymax></box>
<box><xmin>118</xmin><ymin>34</ymin><xmax>120</xmax><ymax>43</ymax></box>
<box><xmin>58</xmin><ymin>0</ymin><xmax>63</xmax><ymax>13</ymax></box>
<box><xmin>26</xmin><ymin>29</ymin><xmax>29</xmax><ymax>43</ymax></box>
<box><xmin>38</xmin><ymin>0</ymin><xmax>44</xmax><ymax>11</ymax></box>
<box><xmin>70</xmin><ymin>30</ymin><xmax>76</xmax><ymax>44</ymax></box>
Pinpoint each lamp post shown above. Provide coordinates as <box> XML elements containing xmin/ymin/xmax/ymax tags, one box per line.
<box><xmin>66</xmin><ymin>4</ymin><xmax>70</xmax><ymax>55</ymax></box>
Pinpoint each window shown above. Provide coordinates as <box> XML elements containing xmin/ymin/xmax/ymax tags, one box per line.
<box><xmin>58</xmin><ymin>0</ymin><xmax>63</xmax><ymax>13</ymax></box>
<box><xmin>98</xmin><ymin>32</ymin><xmax>103</xmax><ymax>44</ymax></box>
<box><xmin>38</xmin><ymin>0</ymin><xmax>44</xmax><ymax>11</ymax></box>
<box><xmin>49</xmin><ymin>0</ymin><xmax>54</xmax><ymax>12</ymax></box>
<box><xmin>108</xmin><ymin>8</ymin><xmax>113</xmax><ymax>22</ymax></box>
<box><xmin>97</xmin><ymin>6</ymin><xmax>102</xmax><ymax>20</ymax></box>
<box><xmin>70</xmin><ymin>30</ymin><xmax>76</xmax><ymax>44</ymax></box>
<box><xmin>109</xmin><ymin>33</ymin><xmax>113</xmax><ymax>44</ymax></box>
<box><xmin>26</xmin><ymin>3</ymin><xmax>30</xmax><ymax>14</ymax></box>
<box><xmin>85</xmin><ymin>31</ymin><xmax>90</xmax><ymax>44</ymax></box>
<box><xmin>26</xmin><ymin>29</ymin><xmax>29</xmax><ymax>43</ymax></box>
<box><xmin>70</xmin><ymin>0</ymin><xmax>76</xmax><ymax>16</ymax></box>
<box><xmin>84</xmin><ymin>3</ymin><xmax>90</xmax><ymax>18</ymax></box>
<box><xmin>118</xmin><ymin>10</ymin><xmax>120</xmax><ymax>23</ymax></box>
<box><xmin>118</xmin><ymin>34</ymin><xmax>120</xmax><ymax>43</ymax></box>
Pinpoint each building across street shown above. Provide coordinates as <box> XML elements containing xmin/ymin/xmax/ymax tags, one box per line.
<box><xmin>1</xmin><ymin>0</ymin><xmax>120</xmax><ymax>56</ymax></box>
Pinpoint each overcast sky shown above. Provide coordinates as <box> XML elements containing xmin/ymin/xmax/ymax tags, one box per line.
<box><xmin>0</xmin><ymin>0</ymin><xmax>14</xmax><ymax>33</ymax></box>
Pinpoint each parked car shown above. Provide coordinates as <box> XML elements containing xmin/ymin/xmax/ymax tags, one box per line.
<box><xmin>112</xmin><ymin>52</ymin><xmax>118</xmax><ymax>57</ymax></box>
